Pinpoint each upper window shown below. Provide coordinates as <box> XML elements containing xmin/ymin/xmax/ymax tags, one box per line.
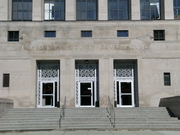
<box><xmin>12</xmin><ymin>0</ymin><xmax>32</xmax><ymax>21</ymax></box>
<box><xmin>76</xmin><ymin>0</ymin><xmax>97</xmax><ymax>20</ymax></box>
<box><xmin>45</xmin><ymin>31</ymin><xmax>56</xmax><ymax>37</ymax></box>
<box><xmin>154</xmin><ymin>30</ymin><xmax>165</xmax><ymax>41</ymax></box>
<box><xmin>44</xmin><ymin>0</ymin><xmax>65</xmax><ymax>21</ymax></box>
<box><xmin>81</xmin><ymin>31</ymin><xmax>92</xmax><ymax>37</ymax></box>
<box><xmin>117</xmin><ymin>30</ymin><xmax>129</xmax><ymax>37</ymax></box>
<box><xmin>174</xmin><ymin>0</ymin><xmax>180</xmax><ymax>19</ymax></box>
<box><xmin>140</xmin><ymin>0</ymin><xmax>164</xmax><ymax>20</ymax></box>
<box><xmin>8</xmin><ymin>31</ymin><xmax>19</xmax><ymax>42</ymax></box>
<box><xmin>3</xmin><ymin>74</ymin><xmax>10</xmax><ymax>87</ymax></box>
<box><xmin>108</xmin><ymin>0</ymin><xmax>130</xmax><ymax>20</ymax></box>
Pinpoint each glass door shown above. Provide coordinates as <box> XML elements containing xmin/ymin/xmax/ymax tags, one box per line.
<box><xmin>41</xmin><ymin>82</ymin><xmax>55</xmax><ymax>107</ymax></box>
<box><xmin>80</xmin><ymin>82</ymin><xmax>94</xmax><ymax>107</ymax></box>
<box><xmin>117</xmin><ymin>81</ymin><xmax>134</xmax><ymax>107</ymax></box>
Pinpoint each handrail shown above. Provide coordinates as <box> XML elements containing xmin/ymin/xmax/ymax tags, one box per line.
<box><xmin>59</xmin><ymin>96</ymin><xmax>66</xmax><ymax>128</ymax></box>
<box><xmin>106</xmin><ymin>96</ymin><xmax>115</xmax><ymax>128</ymax></box>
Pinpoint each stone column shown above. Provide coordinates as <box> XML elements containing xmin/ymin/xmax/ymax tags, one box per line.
<box><xmin>0</xmin><ymin>0</ymin><xmax>9</xmax><ymax>21</ymax></box>
<box><xmin>60</xmin><ymin>58</ymin><xmax>75</xmax><ymax>108</ymax></box>
<box><xmin>99</xmin><ymin>58</ymin><xmax>113</xmax><ymax>107</ymax></box>
<box><xmin>131</xmin><ymin>0</ymin><xmax>140</xmax><ymax>20</ymax></box>
<box><xmin>164</xmin><ymin>0</ymin><xmax>174</xmax><ymax>20</ymax></box>
<box><xmin>98</xmin><ymin>0</ymin><xmax>108</xmax><ymax>20</ymax></box>
<box><xmin>33</xmin><ymin>0</ymin><xmax>43</xmax><ymax>21</ymax></box>
<box><xmin>66</xmin><ymin>0</ymin><xmax>76</xmax><ymax>21</ymax></box>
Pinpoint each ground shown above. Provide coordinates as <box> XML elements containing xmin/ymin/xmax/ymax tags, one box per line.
<box><xmin>1</xmin><ymin>130</ymin><xmax>180</xmax><ymax>135</ymax></box>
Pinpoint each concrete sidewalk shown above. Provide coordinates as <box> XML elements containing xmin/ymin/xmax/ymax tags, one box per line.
<box><xmin>1</xmin><ymin>130</ymin><xmax>180</xmax><ymax>135</ymax></box>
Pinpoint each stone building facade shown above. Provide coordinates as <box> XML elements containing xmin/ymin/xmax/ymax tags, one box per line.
<box><xmin>0</xmin><ymin>0</ymin><xmax>180</xmax><ymax>108</ymax></box>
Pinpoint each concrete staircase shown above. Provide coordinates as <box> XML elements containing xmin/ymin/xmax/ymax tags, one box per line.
<box><xmin>114</xmin><ymin>107</ymin><xmax>180</xmax><ymax>130</ymax></box>
<box><xmin>0</xmin><ymin>107</ymin><xmax>180</xmax><ymax>131</ymax></box>
<box><xmin>60</xmin><ymin>108</ymin><xmax>112</xmax><ymax>129</ymax></box>
<box><xmin>0</xmin><ymin>108</ymin><xmax>60</xmax><ymax>131</ymax></box>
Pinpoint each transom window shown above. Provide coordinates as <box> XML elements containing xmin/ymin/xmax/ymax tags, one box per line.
<box><xmin>154</xmin><ymin>30</ymin><xmax>165</xmax><ymax>41</ymax></box>
<box><xmin>81</xmin><ymin>31</ymin><xmax>92</xmax><ymax>37</ymax></box>
<box><xmin>174</xmin><ymin>0</ymin><xmax>180</xmax><ymax>19</ymax></box>
<box><xmin>108</xmin><ymin>0</ymin><xmax>130</xmax><ymax>20</ymax></box>
<box><xmin>12</xmin><ymin>0</ymin><xmax>32</xmax><ymax>21</ymax></box>
<box><xmin>76</xmin><ymin>0</ymin><xmax>97</xmax><ymax>20</ymax></box>
<box><xmin>44</xmin><ymin>0</ymin><xmax>65</xmax><ymax>21</ymax></box>
<box><xmin>45</xmin><ymin>31</ymin><xmax>56</xmax><ymax>37</ymax></box>
<box><xmin>140</xmin><ymin>0</ymin><xmax>164</xmax><ymax>20</ymax></box>
<box><xmin>117</xmin><ymin>30</ymin><xmax>129</xmax><ymax>37</ymax></box>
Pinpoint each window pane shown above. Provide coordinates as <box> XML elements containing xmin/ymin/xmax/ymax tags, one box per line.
<box><xmin>76</xmin><ymin>0</ymin><xmax>97</xmax><ymax>20</ymax></box>
<box><xmin>117</xmin><ymin>30</ymin><xmax>129</xmax><ymax>37</ymax></box>
<box><xmin>8</xmin><ymin>31</ymin><xmax>19</xmax><ymax>42</ymax></box>
<box><xmin>12</xmin><ymin>0</ymin><xmax>32</xmax><ymax>21</ymax></box>
<box><xmin>3</xmin><ymin>74</ymin><xmax>10</xmax><ymax>87</ymax></box>
<box><xmin>140</xmin><ymin>0</ymin><xmax>162</xmax><ymax>20</ymax></box>
<box><xmin>45</xmin><ymin>31</ymin><xmax>56</xmax><ymax>37</ymax></box>
<box><xmin>164</xmin><ymin>73</ymin><xmax>171</xmax><ymax>86</ymax></box>
<box><xmin>44</xmin><ymin>0</ymin><xmax>65</xmax><ymax>21</ymax></box>
<box><xmin>81</xmin><ymin>31</ymin><xmax>92</xmax><ymax>37</ymax></box>
<box><xmin>108</xmin><ymin>0</ymin><xmax>130</xmax><ymax>20</ymax></box>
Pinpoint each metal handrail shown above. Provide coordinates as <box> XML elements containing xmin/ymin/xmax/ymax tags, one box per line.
<box><xmin>106</xmin><ymin>96</ymin><xmax>115</xmax><ymax>128</ymax></box>
<box><xmin>59</xmin><ymin>96</ymin><xmax>66</xmax><ymax>128</ymax></box>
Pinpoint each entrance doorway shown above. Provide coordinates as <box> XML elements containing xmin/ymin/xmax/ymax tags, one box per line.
<box><xmin>114</xmin><ymin>60</ymin><xmax>138</xmax><ymax>107</ymax></box>
<box><xmin>37</xmin><ymin>61</ymin><xmax>60</xmax><ymax>108</ymax></box>
<box><xmin>75</xmin><ymin>60</ymin><xmax>99</xmax><ymax>107</ymax></box>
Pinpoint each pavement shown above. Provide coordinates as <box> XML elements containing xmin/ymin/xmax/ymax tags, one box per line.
<box><xmin>1</xmin><ymin>130</ymin><xmax>180</xmax><ymax>135</ymax></box>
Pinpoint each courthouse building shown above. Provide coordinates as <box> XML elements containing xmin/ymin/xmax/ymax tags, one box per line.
<box><xmin>0</xmin><ymin>0</ymin><xmax>180</xmax><ymax>108</ymax></box>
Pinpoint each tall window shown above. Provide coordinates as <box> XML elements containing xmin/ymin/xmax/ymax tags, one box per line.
<box><xmin>174</xmin><ymin>0</ymin><xmax>180</xmax><ymax>19</ymax></box>
<box><xmin>76</xmin><ymin>0</ymin><xmax>97</xmax><ymax>20</ymax></box>
<box><xmin>140</xmin><ymin>0</ymin><xmax>164</xmax><ymax>20</ymax></box>
<box><xmin>164</xmin><ymin>73</ymin><xmax>171</xmax><ymax>86</ymax></box>
<box><xmin>3</xmin><ymin>74</ymin><xmax>10</xmax><ymax>87</ymax></box>
<box><xmin>44</xmin><ymin>0</ymin><xmax>65</xmax><ymax>21</ymax></box>
<box><xmin>12</xmin><ymin>0</ymin><xmax>32</xmax><ymax>21</ymax></box>
<box><xmin>108</xmin><ymin>0</ymin><xmax>130</xmax><ymax>20</ymax></box>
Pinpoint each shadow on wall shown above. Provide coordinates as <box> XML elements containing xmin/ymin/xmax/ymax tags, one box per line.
<box><xmin>159</xmin><ymin>96</ymin><xmax>180</xmax><ymax>119</ymax></box>
<box><xmin>0</xmin><ymin>98</ymin><xmax>14</xmax><ymax>117</ymax></box>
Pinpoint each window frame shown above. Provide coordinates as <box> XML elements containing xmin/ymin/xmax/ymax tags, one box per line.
<box><xmin>108</xmin><ymin>0</ymin><xmax>131</xmax><ymax>20</ymax></box>
<box><xmin>153</xmin><ymin>30</ymin><xmax>165</xmax><ymax>41</ymax></box>
<box><xmin>44</xmin><ymin>31</ymin><xmax>56</xmax><ymax>38</ymax></box>
<box><xmin>76</xmin><ymin>0</ymin><xmax>98</xmax><ymax>21</ymax></box>
<box><xmin>44</xmin><ymin>0</ymin><xmax>65</xmax><ymax>21</ymax></box>
<box><xmin>3</xmin><ymin>74</ymin><xmax>10</xmax><ymax>87</ymax></box>
<box><xmin>81</xmin><ymin>31</ymin><xmax>92</xmax><ymax>37</ymax></box>
<box><xmin>12</xmin><ymin>0</ymin><xmax>32</xmax><ymax>21</ymax></box>
<box><xmin>8</xmin><ymin>31</ymin><xmax>19</xmax><ymax>42</ymax></box>
<box><xmin>164</xmin><ymin>73</ymin><xmax>171</xmax><ymax>86</ymax></box>
<box><xmin>117</xmin><ymin>30</ymin><xmax>129</xmax><ymax>37</ymax></box>
<box><xmin>140</xmin><ymin>0</ymin><xmax>164</xmax><ymax>20</ymax></box>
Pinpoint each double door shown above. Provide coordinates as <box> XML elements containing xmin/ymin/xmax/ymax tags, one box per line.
<box><xmin>116</xmin><ymin>81</ymin><xmax>135</xmax><ymax>107</ymax></box>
